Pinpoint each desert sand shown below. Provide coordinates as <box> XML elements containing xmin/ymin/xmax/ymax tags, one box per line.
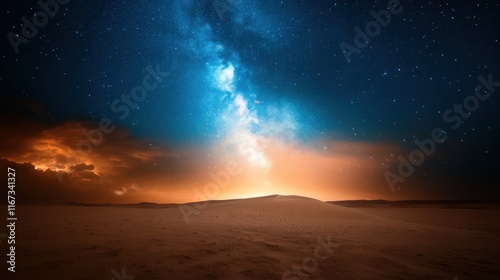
<box><xmin>1</xmin><ymin>195</ymin><xmax>499</xmax><ymax>279</ymax></box>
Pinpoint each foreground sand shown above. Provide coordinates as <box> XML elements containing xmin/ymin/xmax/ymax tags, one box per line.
<box><xmin>2</xmin><ymin>195</ymin><xmax>499</xmax><ymax>279</ymax></box>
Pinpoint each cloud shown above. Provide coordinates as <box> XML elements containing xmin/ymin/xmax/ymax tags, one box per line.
<box><xmin>0</xmin><ymin>103</ymin><xmax>204</xmax><ymax>203</ymax></box>
<box><xmin>0</xmin><ymin>108</ymin><xmax>402</xmax><ymax>203</ymax></box>
<box><xmin>3</xmin><ymin>98</ymin><xmax>467</xmax><ymax>203</ymax></box>
<box><xmin>70</xmin><ymin>163</ymin><xmax>95</xmax><ymax>172</ymax></box>
<box><xmin>0</xmin><ymin>107</ymin><xmax>465</xmax><ymax>203</ymax></box>
<box><xmin>0</xmin><ymin>159</ymin><xmax>110</xmax><ymax>204</ymax></box>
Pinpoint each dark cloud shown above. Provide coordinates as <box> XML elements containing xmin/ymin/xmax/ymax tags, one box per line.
<box><xmin>0</xmin><ymin>104</ymin><xmax>222</xmax><ymax>203</ymax></box>
<box><xmin>0</xmin><ymin>159</ymin><xmax>111</xmax><ymax>204</ymax></box>
<box><xmin>70</xmin><ymin>163</ymin><xmax>95</xmax><ymax>172</ymax></box>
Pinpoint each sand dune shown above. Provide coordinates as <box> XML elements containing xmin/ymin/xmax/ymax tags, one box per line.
<box><xmin>2</xmin><ymin>195</ymin><xmax>499</xmax><ymax>279</ymax></box>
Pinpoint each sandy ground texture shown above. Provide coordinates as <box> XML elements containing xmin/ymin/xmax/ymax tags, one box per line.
<box><xmin>1</xmin><ymin>195</ymin><xmax>499</xmax><ymax>279</ymax></box>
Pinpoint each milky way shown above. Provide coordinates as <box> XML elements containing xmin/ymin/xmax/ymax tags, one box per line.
<box><xmin>1</xmin><ymin>0</ymin><xmax>500</xmax><ymax>202</ymax></box>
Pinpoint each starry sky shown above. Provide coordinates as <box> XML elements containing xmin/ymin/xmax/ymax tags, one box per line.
<box><xmin>1</xmin><ymin>0</ymin><xmax>499</xmax><ymax>203</ymax></box>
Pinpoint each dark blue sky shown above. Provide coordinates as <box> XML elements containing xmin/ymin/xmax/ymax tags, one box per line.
<box><xmin>1</xmin><ymin>0</ymin><xmax>499</xmax><ymax>202</ymax></box>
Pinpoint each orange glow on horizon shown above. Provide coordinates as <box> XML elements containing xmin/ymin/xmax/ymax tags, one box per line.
<box><xmin>3</xmin><ymin>120</ymin><xmax>405</xmax><ymax>204</ymax></box>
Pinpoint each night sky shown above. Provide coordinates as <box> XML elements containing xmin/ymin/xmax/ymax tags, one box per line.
<box><xmin>1</xmin><ymin>0</ymin><xmax>499</xmax><ymax>203</ymax></box>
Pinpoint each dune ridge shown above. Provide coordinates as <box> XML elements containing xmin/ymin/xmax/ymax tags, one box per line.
<box><xmin>6</xmin><ymin>195</ymin><xmax>499</xmax><ymax>279</ymax></box>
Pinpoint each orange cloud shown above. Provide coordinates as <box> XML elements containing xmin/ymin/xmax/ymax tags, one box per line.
<box><xmin>0</xmin><ymin>98</ymin><xmax>409</xmax><ymax>203</ymax></box>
